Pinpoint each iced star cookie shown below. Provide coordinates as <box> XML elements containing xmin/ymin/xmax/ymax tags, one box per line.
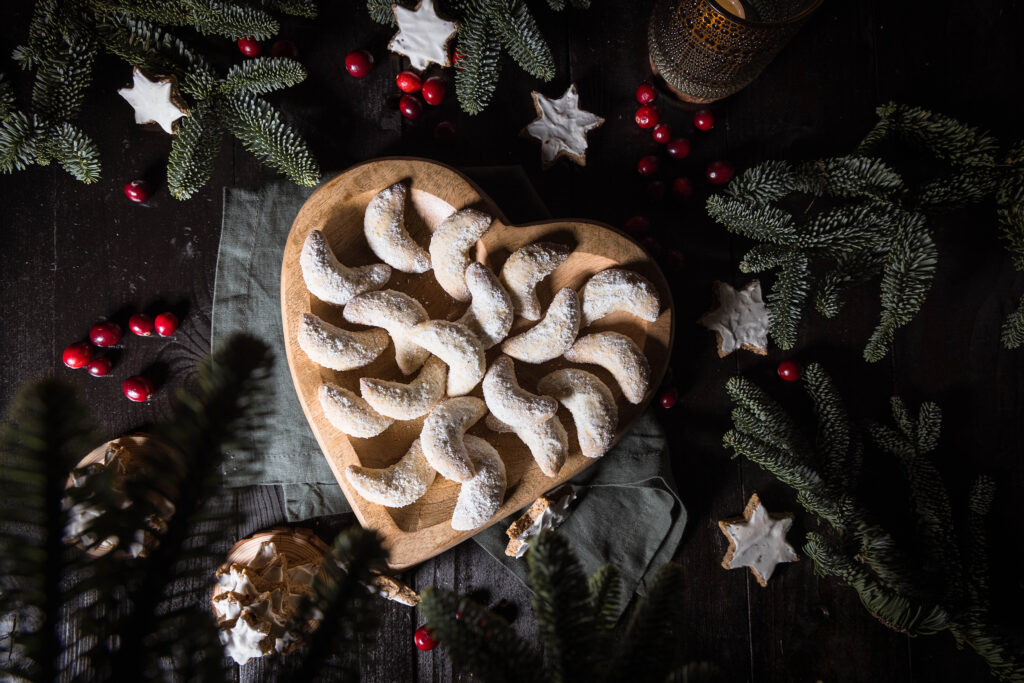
<box><xmin>699</xmin><ymin>280</ymin><xmax>769</xmax><ymax>357</ymax></box>
<box><xmin>343</xmin><ymin>289</ymin><xmax>430</xmax><ymax>375</ymax></box>
<box><xmin>319</xmin><ymin>382</ymin><xmax>394</xmax><ymax>438</ymax></box>
<box><xmin>118</xmin><ymin>67</ymin><xmax>188</xmax><ymax>134</ymax></box>
<box><xmin>359</xmin><ymin>356</ymin><xmax>447</xmax><ymax>420</ymax></box>
<box><xmin>451</xmin><ymin>435</ymin><xmax>507</xmax><ymax>531</ymax></box>
<box><xmin>537</xmin><ymin>368</ymin><xmax>617</xmax><ymax>459</ymax></box>
<box><xmin>580</xmin><ymin>268</ymin><xmax>660</xmax><ymax>327</ymax></box>
<box><xmin>420</xmin><ymin>396</ymin><xmax>487</xmax><ymax>482</ymax></box>
<box><xmin>564</xmin><ymin>331</ymin><xmax>651</xmax><ymax>405</ymax></box>
<box><xmin>718</xmin><ymin>493</ymin><xmax>798</xmax><ymax>587</ymax></box>
<box><xmin>523</xmin><ymin>84</ymin><xmax>604</xmax><ymax>169</ymax></box>
<box><xmin>297</xmin><ymin>313</ymin><xmax>389</xmax><ymax>371</ymax></box>
<box><xmin>456</xmin><ymin>262</ymin><xmax>514</xmax><ymax>349</ymax></box>
<box><xmin>388</xmin><ymin>0</ymin><xmax>458</xmax><ymax>71</ymax></box>
<box><xmin>300</xmin><ymin>230</ymin><xmax>391</xmax><ymax>306</ymax></box>
<box><xmin>364</xmin><ymin>182</ymin><xmax>432</xmax><ymax>274</ymax></box>
<box><xmin>429</xmin><ymin>208</ymin><xmax>492</xmax><ymax>301</ymax></box>
<box><xmin>408</xmin><ymin>320</ymin><xmax>486</xmax><ymax>396</ymax></box>
<box><xmin>499</xmin><ymin>242</ymin><xmax>572</xmax><ymax>321</ymax></box>
<box><xmin>344</xmin><ymin>439</ymin><xmax>436</xmax><ymax>508</ymax></box>
<box><xmin>502</xmin><ymin>287</ymin><xmax>581</xmax><ymax>364</ymax></box>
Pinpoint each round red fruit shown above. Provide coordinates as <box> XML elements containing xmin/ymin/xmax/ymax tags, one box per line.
<box><xmin>666</xmin><ymin>138</ymin><xmax>691</xmax><ymax>159</ymax></box>
<box><xmin>646</xmin><ymin>180</ymin><xmax>666</xmax><ymax>200</ymax></box>
<box><xmin>414</xmin><ymin>625</ymin><xmax>437</xmax><ymax>651</ymax></box>
<box><xmin>693</xmin><ymin>109</ymin><xmax>714</xmax><ymax>131</ymax></box>
<box><xmin>671</xmin><ymin>177</ymin><xmax>694</xmax><ymax>199</ymax></box>
<box><xmin>635</xmin><ymin>83</ymin><xmax>657</xmax><ymax>104</ymax></box>
<box><xmin>634</xmin><ymin>105</ymin><xmax>660</xmax><ymax>129</ymax></box>
<box><xmin>270</xmin><ymin>39</ymin><xmax>299</xmax><ymax>60</ymax></box>
<box><xmin>637</xmin><ymin>155</ymin><xmax>660</xmax><ymax>176</ymax></box>
<box><xmin>154</xmin><ymin>312</ymin><xmax>179</xmax><ymax>337</ymax></box>
<box><xmin>129</xmin><ymin>313</ymin><xmax>155</xmax><ymax>337</ymax></box>
<box><xmin>777</xmin><ymin>360</ymin><xmax>801</xmax><ymax>382</ymax></box>
<box><xmin>124</xmin><ymin>180</ymin><xmax>151</xmax><ymax>203</ymax></box>
<box><xmin>89</xmin><ymin>321</ymin><xmax>122</xmax><ymax>347</ymax></box>
<box><xmin>62</xmin><ymin>342</ymin><xmax>93</xmax><ymax>369</ymax></box>
<box><xmin>706</xmin><ymin>161</ymin><xmax>734</xmax><ymax>185</ymax></box>
<box><xmin>434</xmin><ymin>120</ymin><xmax>457</xmax><ymax>141</ymax></box>
<box><xmin>421</xmin><ymin>77</ymin><xmax>446</xmax><ymax>105</ymax></box>
<box><xmin>396</xmin><ymin>70</ymin><xmax>422</xmax><ymax>93</ymax></box>
<box><xmin>345</xmin><ymin>49</ymin><xmax>374</xmax><ymax>78</ymax></box>
<box><xmin>659</xmin><ymin>388</ymin><xmax>678</xmax><ymax>409</ymax></box>
<box><xmin>624</xmin><ymin>215</ymin><xmax>650</xmax><ymax>236</ymax></box>
<box><xmin>86</xmin><ymin>357</ymin><xmax>112</xmax><ymax>377</ymax></box>
<box><xmin>123</xmin><ymin>376</ymin><xmax>155</xmax><ymax>403</ymax></box>
<box><xmin>399</xmin><ymin>94</ymin><xmax>423</xmax><ymax>120</ymax></box>
<box><xmin>652</xmin><ymin>123</ymin><xmax>672</xmax><ymax>144</ymax></box>
<box><xmin>237</xmin><ymin>37</ymin><xmax>261</xmax><ymax>58</ymax></box>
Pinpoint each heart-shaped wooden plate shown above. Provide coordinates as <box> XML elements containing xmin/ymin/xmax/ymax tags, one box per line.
<box><xmin>281</xmin><ymin>158</ymin><xmax>674</xmax><ymax>570</ymax></box>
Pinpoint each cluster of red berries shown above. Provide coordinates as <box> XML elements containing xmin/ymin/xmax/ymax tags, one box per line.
<box><xmin>393</xmin><ymin>69</ymin><xmax>447</xmax><ymax>120</ymax></box>
<box><xmin>62</xmin><ymin>312</ymin><xmax>181</xmax><ymax>402</ymax></box>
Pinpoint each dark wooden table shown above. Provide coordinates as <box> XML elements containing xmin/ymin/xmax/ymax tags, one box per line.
<box><xmin>3</xmin><ymin>2</ymin><xmax>1023</xmax><ymax>681</ymax></box>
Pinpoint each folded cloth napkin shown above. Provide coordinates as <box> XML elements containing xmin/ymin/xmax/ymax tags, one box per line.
<box><xmin>211</xmin><ymin>168</ymin><xmax>686</xmax><ymax>598</ymax></box>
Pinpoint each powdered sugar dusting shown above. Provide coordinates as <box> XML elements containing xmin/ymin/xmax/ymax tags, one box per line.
<box><xmin>482</xmin><ymin>355</ymin><xmax>558</xmax><ymax>427</ymax></box>
<box><xmin>537</xmin><ymin>368</ymin><xmax>617</xmax><ymax>458</ymax></box>
<box><xmin>359</xmin><ymin>356</ymin><xmax>447</xmax><ymax>420</ymax></box>
<box><xmin>564</xmin><ymin>331</ymin><xmax>651</xmax><ymax>405</ymax></box>
<box><xmin>300</xmin><ymin>230</ymin><xmax>391</xmax><ymax>305</ymax></box>
<box><xmin>502</xmin><ymin>287</ymin><xmax>581</xmax><ymax>363</ymax></box>
<box><xmin>457</xmin><ymin>262</ymin><xmax>513</xmax><ymax>349</ymax></box>
<box><xmin>420</xmin><ymin>396</ymin><xmax>487</xmax><ymax>482</ymax></box>
<box><xmin>499</xmin><ymin>242</ymin><xmax>572</xmax><ymax>320</ymax></box>
<box><xmin>318</xmin><ymin>382</ymin><xmax>394</xmax><ymax>438</ymax></box>
<box><xmin>344</xmin><ymin>439</ymin><xmax>436</xmax><ymax>507</ymax></box>
<box><xmin>409</xmin><ymin>320</ymin><xmax>486</xmax><ymax>395</ymax></box>
<box><xmin>486</xmin><ymin>413</ymin><xmax>567</xmax><ymax>477</ymax></box>
<box><xmin>364</xmin><ymin>182</ymin><xmax>432</xmax><ymax>274</ymax></box>
<box><xmin>343</xmin><ymin>289</ymin><xmax>430</xmax><ymax>375</ymax></box>
<box><xmin>298</xmin><ymin>312</ymin><xmax>389</xmax><ymax>371</ymax></box>
<box><xmin>580</xmin><ymin>268</ymin><xmax>660</xmax><ymax>327</ymax></box>
<box><xmin>429</xmin><ymin>209</ymin><xmax>492</xmax><ymax>301</ymax></box>
<box><xmin>451</xmin><ymin>436</ymin><xmax>507</xmax><ymax>531</ymax></box>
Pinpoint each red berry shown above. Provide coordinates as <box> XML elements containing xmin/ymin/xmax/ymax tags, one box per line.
<box><xmin>624</xmin><ymin>216</ymin><xmax>650</xmax><ymax>236</ymax></box>
<box><xmin>659</xmin><ymin>388</ymin><xmax>678</xmax><ymax>409</ymax></box>
<box><xmin>345</xmin><ymin>49</ymin><xmax>374</xmax><ymax>78</ymax></box>
<box><xmin>129</xmin><ymin>313</ymin><xmax>155</xmax><ymax>337</ymax></box>
<box><xmin>154</xmin><ymin>312</ymin><xmax>179</xmax><ymax>337</ymax></box>
<box><xmin>640</xmin><ymin>235</ymin><xmax>661</xmax><ymax>254</ymax></box>
<box><xmin>434</xmin><ymin>120</ymin><xmax>457</xmax><ymax>141</ymax></box>
<box><xmin>414</xmin><ymin>625</ymin><xmax>437</xmax><ymax>651</ymax></box>
<box><xmin>666</xmin><ymin>138</ymin><xmax>691</xmax><ymax>159</ymax></box>
<box><xmin>123</xmin><ymin>376</ymin><xmax>155</xmax><ymax>403</ymax></box>
<box><xmin>237</xmin><ymin>37</ymin><xmax>262</xmax><ymax>58</ymax></box>
<box><xmin>86</xmin><ymin>357</ymin><xmax>112</xmax><ymax>377</ymax></box>
<box><xmin>399</xmin><ymin>94</ymin><xmax>423</xmax><ymax>120</ymax></box>
<box><xmin>693</xmin><ymin>109</ymin><xmax>714</xmax><ymax>131</ymax></box>
<box><xmin>396</xmin><ymin>70</ymin><xmax>422</xmax><ymax>93</ymax></box>
<box><xmin>634</xmin><ymin>105</ymin><xmax>660</xmax><ymax>129</ymax></box>
<box><xmin>646</xmin><ymin>180</ymin><xmax>666</xmax><ymax>200</ymax></box>
<box><xmin>123</xmin><ymin>180</ymin><xmax>150</xmax><ymax>203</ymax></box>
<box><xmin>89</xmin><ymin>321</ymin><xmax>122</xmax><ymax>347</ymax></box>
<box><xmin>652</xmin><ymin>123</ymin><xmax>672</xmax><ymax>144</ymax></box>
<box><xmin>777</xmin><ymin>360</ymin><xmax>801</xmax><ymax>382</ymax></box>
<box><xmin>706</xmin><ymin>161</ymin><xmax>734</xmax><ymax>185</ymax></box>
<box><xmin>421</xmin><ymin>77</ymin><xmax>446</xmax><ymax>105</ymax></box>
<box><xmin>62</xmin><ymin>342</ymin><xmax>93</xmax><ymax>369</ymax></box>
<box><xmin>671</xmin><ymin>177</ymin><xmax>694</xmax><ymax>199</ymax></box>
<box><xmin>635</xmin><ymin>83</ymin><xmax>657</xmax><ymax>104</ymax></box>
<box><xmin>637</xmin><ymin>155</ymin><xmax>660</xmax><ymax>176</ymax></box>
<box><xmin>270</xmin><ymin>39</ymin><xmax>299</xmax><ymax>60</ymax></box>
<box><xmin>667</xmin><ymin>248</ymin><xmax>685</xmax><ymax>266</ymax></box>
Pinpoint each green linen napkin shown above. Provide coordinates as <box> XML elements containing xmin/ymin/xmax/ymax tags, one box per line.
<box><xmin>211</xmin><ymin>168</ymin><xmax>686</xmax><ymax>598</ymax></box>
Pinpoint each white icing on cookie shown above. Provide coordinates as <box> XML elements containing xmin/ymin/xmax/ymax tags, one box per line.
<box><xmin>429</xmin><ymin>209</ymin><xmax>492</xmax><ymax>301</ymax></box>
<box><xmin>564</xmin><ymin>331</ymin><xmax>651</xmax><ymax>405</ymax></box>
<box><xmin>524</xmin><ymin>84</ymin><xmax>604</xmax><ymax>168</ymax></box>
<box><xmin>580</xmin><ymin>268</ymin><xmax>660</xmax><ymax>327</ymax></box>
<box><xmin>502</xmin><ymin>287</ymin><xmax>581</xmax><ymax>364</ymax></box>
<box><xmin>359</xmin><ymin>356</ymin><xmax>447</xmax><ymax>420</ymax></box>
<box><xmin>343</xmin><ymin>289</ymin><xmax>430</xmax><ymax>375</ymax></box>
<box><xmin>344</xmin><ymin>439</ymin><xmax>436</xmax><ymax>508</ymax></box>
<box><xmin>318</xmin><ymin>382</ymin><xmax>394</xmax><ymax>438</ymax></box>
<box><xmin>451</xmin><ymin>435</ymin><xmax>507</xmax><ymax>531</ymax></box>
<box><xmin>537</xmin><ymin>368</ymin><xmax>617</xmax><ymax>458</ymax></box>
<box><xmin>118</xmin><ymin>67</ymin><xmax>188</xmax><ymax>134</ymax></box>
<box><xmin>456</xmin><ymin>262</ymin><xmax>514</xmax><ymax>349</ymax></box>
<box><xmin>300</xmin><ymin>230</ymin><xmax>392</xmax><ymax>306</ymax></box>
<box><xmin>364</xmin><ymin>182</ymin><xmax>432</xmax><ymax>274</ymax></box>
<box><xmin>499</xmin><ymin>242</ymin><xmax>572</xmax><ymax>321</ymax></box>
<box><xmin>486</xmin><ymin>413</ymin><xmax>567</xmax><ymax>478</ymax></box>
<box><xmin>420</xmin><ymin>396</ymin><xmax>487</xmax><ymax>482</ymax></box>
<box><xmin>719</xmin><ymin>493</ymin><xmax>799</xmax><ymax>586</ymax></box>
<box><xmin>297</xmin><ymin>312</ymin><xmax>389</xmax><ymax>371</ymax></box>
<box><xmin>388</xmin><ymin>0</ymin><xmax>457</xmax><ymax>71</ymax></box>
<box><xmin>408</xmin><ymin>320</ymin><xmax>486</xmax><ymax>396</ymax></box>
<box><xmin>698</xmin><ymin>280</ymin><xmax>770</xmax><ymax>356</ymax></box>
<box><xmin>482</xmin><ymin>355</ymin><xmax>558</xmax><ymax>428</ymax></box>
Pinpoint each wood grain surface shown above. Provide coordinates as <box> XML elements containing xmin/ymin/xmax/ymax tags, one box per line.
<box><xmin>2</xmin><ymin>1</ymin><xmax>1022</xmax><ymax>681</ymax></box>
<box><xmin>280</xmin><ymin>158</ymin><xmax>672</xmax><ymax>569</ymax></box>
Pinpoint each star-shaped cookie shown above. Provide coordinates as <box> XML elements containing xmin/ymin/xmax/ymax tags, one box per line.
<box><xmin>523</xmin><ymin>84</ymin><xmax>604</xmax><ymax>169</ymax></box>
<box><xmin>389</xmin><ymin>0</ymin><xmax>458</xmax><ymax>71</ymax></box>
<box><xmin>118</xmin><ymin>67</ymin><xmax>188</xmax><ymax>134</ymax></box>
<box><xmin>719</xmin><ymin>493</ymin><xmax>798</xmax><ymax>587</ymax></box>
<box><xmin>699</xmin><ymin>280</ymin><xmax>770</xmax><ymax>357</ymax></box>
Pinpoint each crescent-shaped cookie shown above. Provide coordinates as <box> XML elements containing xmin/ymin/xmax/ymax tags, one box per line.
<box><xmin>319</xmin><ymin>382</ymin><xmax>394</xmax><ymax>438</ymax></box>
<box><xmin>298</xmin><ymin>313</ymin><xmax>389</xmax><ymax>371</ymax></box>
<box><xmin>456</xmin><ymin>262</ymin><xmax>513</xmax><ymax>349</ymax></box>
<box><xmin>359</xmin><ymin>356</ymin><xmax>447</xmax><ymax>420</ymax></box>
<box><xmin>499</xmin><ymin>242</ymin><xmax>572</xmax><ymax>320</ymax></box>
<box><xmin>564</xmin><ymin>331</ymin><xmax>651</xmax><ymax>405</ymax></box>
<box><xmin>486</xmin><ymin>414</ymin><xmax>567</xmax><ymax>478</ymax></box>
<box><xmin>363</xmin><ymin>182</ymin><xmax>432</xmax><ymax>274</ymax></box>
<box><xmin>537</xmin><ymin>369</ymin><xmax>617</xmax><ymax>458</ymax></box>
<box><xmin>344</xmin><ymin>439</ymin><xmax>436</xmax><ymax>507</ymax></box>
<box><xmin>501</xmin><ymin>288</ymin><xmax>581</xmax><ymax>364</ymax></box>
<box><xmin>429</xmin><ymin>209</ymin><xmax>492</xmax><ymax>301</ymax></box>
<box><xmin>580</xmin><ymin>268</ymin><xmax>661</xmax><ymax>327</ymax></box>
<box><xmin>408</xmin><ymin>320</ymin><xmax>486</xmax><ymax>396</ymax></box>
<box><xmin>300</xmin><ymin>230</ymin><xmax>392</xmax><ymax>306</ymax></box>
<box><xmin>452</xmin><ymin>435</ymin><xmax>507</xmax><ymax>531</ymax></box>
<box><xmin>343</xmin><ymin>290</ymin><xmax>430</xmax><ymax>375</ymax></box>
<box><xmin>420</xmin><ymin>397</ymin><xmax>487</xmax><ymax>482</ymax></box>
<box><xmin>482</xmin><ymin>355</ymin><xmax>558</xmax><ymax>427</ymax></box>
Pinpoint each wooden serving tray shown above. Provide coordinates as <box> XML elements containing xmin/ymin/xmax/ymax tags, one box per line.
<box><xmin>281</xmin><ymin>158</ymin><xmax>674</xmax><ymax>570</ymax></box>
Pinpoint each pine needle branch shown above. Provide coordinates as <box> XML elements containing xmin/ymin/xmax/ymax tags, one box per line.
<box><xmin>610</xmin><ymin>563</ymin><xmax>686</xmax><ymax>682</ymax></box>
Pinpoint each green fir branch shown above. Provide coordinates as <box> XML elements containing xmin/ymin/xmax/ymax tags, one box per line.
<box><xmin>0</xmin><ymin>73</ymin><xmax>18</xmax><ymax>120</ymax></box>
<box><xmin>166</xmin><ymin>102</ymin><xmax>221</xmax><ymax>199</ymax></box>
<box><xmin>1001</xmin><ymin>296</ymin><xmax>1024</xmax><ymax>349</ymax></box>
<box><xmin>492</xmin><ymin>0</ymin><xmax>556</xmax><ymax>81</ymax></box>
<box><xmin>367</xmin><ymin>0</ymin><xmax>399</xmax><ymax>25</ymax></box>
<box><xmin>222</xmin><ymin>57</ymin><xmax>307</xmax><ymax>95</ymax></box>
<box><xmin>0</xmin><ymin>112</ymin><xmax>44</xmax><ymax>173</ymax></box>
<box><xmin>610</xmin><ymin>564</ymin><xmax>686</xmax><ymax>682</ymax></box>
<box><xmin>260</xmin><ymin>0</ymin><xmax>318</xmax><ymax>19</ymax></box>
<box><xmin>454</xmin><ymin>2</ymin><xmax>502</xmax><ymax>115</ymax></box>
<box><xmin>48</xmin><ymin>122</ymin><xmax>101</xmax><ymax>183</ymax></box>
